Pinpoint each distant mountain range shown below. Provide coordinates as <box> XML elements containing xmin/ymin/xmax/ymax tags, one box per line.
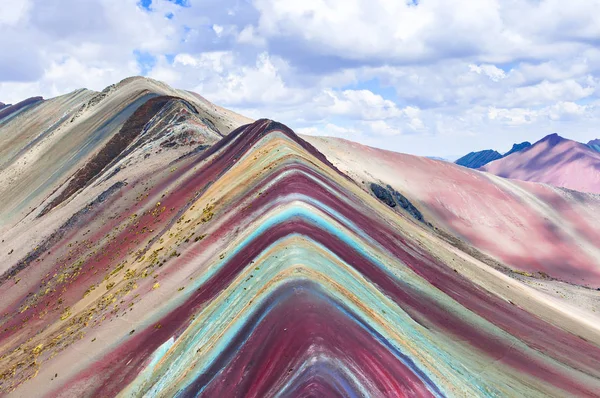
<box><xmin>426</xmin><ymin>156</ymin><xmax>450</xmax><ymax>162</ymax></box>
<box><xmin>482</xmin><ymin>133</ymin><xmax>600</xmax><ymax>194</ymax></box>
<box><xmin>455</xmin><ymin>141</ymin><xmax>532</xmax><ymax>168</ymax></box>
<box><xmin>588</xmin><ymin>139</ymin><xmax>600</xmax><ymax>152</ymax></box>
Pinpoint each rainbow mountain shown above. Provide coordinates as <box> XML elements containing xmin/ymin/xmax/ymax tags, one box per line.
<box><xmin>1</xmin><ymin>77</ymin><xmax>600</xmax><ymax>397</ymax></box>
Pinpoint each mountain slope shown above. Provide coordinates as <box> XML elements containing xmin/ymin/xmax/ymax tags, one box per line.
<box><xmin>482</xmin><ymin>133</ymin><xmax>600</xmax><ymax>194</ymax></box>
<box><xmin>306</xmin><ymin>135</ymin><xmax>600</xmax><ymax>287</ymax></box>
<box><xmin>0</xmin><ymin>80</ymin><xmax>600</xmax><ymax>397</ymax></box>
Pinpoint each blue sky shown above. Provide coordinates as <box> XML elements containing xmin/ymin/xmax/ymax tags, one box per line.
<box><xmin>1</xmin><ymin>0</ymin><xmax>600</xmax><ymax>158</ymax></box>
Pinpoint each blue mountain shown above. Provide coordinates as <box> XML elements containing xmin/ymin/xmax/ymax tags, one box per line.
<box><xmin>455</xmin><ymin>141</ymin><xmax>531</xmax><ymax>169</ymax></box>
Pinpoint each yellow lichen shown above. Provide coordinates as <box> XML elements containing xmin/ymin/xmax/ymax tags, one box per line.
<box><xmin>60</xmin><ymin>308</ymin><xmax>72</xmax><ymax>321</ymax></box>
<box><xmin>31</xmin><ymin>344</ymin><xmax>43</xmax><ymax>356</ymax></box>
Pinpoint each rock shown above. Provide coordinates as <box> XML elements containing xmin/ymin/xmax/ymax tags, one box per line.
<box><xmin>370</xmin><ymin>182</ymin><xmax>426</xmax><ymax>223</ymax></box>
<box><xmin>370</xmin><ymin>183</ymin><xmax>396</xmax><ymax>208</ymax></box>
<box><xmin>387</xmin><ymin>185</ymin><xmax>425</xmax><ymax>222</ymax></box>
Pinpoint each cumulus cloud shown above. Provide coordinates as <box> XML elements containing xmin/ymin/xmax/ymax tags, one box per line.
<box><xmin>315</xmin><ymin>89</ymin><xmax>403</xmax><ymax>120</ymax></box>
<box><xmin>547</xmin><ymin>101</ymin><xmax>589</xmax><ymax>121</ymax></box>
<box><xmin>0</xmin><ymin>0</ymin><xmax>32</xmax><ymax>26</ymax></box>
<box><xmin>469</xmin><ymin>64</ymin><xmax>507</xmax><ymax>82</ymax></box>
<box><xmin>1</xmin><ymin>0</ymin><xmax>600</xmax><ymax>157</ymax></box>
<box><xmin>298</xmin><ymin>123</ymin><xmax>361</xmax><ymax>139</ymax></box>
<box><xmin>0</xmin><ymin>0</ymin><xmax>177</xmax><ymax>100</ymax></box>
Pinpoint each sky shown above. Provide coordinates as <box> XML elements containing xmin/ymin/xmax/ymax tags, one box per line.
<box><xmin>1</xmin><ymin>0</ymin><xmax>600</xmax><ymax>158</ymax></box>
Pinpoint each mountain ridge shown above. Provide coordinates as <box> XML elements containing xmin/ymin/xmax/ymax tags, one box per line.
<box><xmin>588</xmin><ymin>138</ymin><xmax>600</xmax><ymax>152</ymax></box>
<box><xmin>455</xmin><ymin>149</ymin><xmax>503</xmax><ymax>168</ymax></box>
<box><xmin>455</xmin><ymin>141</ymin><xmax>532</xmax><ymax>169</ymax></box>
<box><xmin>0</xmin><ymin>96</ymin><xmax>44</xmax><ymax>122</ymax></box>
<box><xmin>504</xmin><ymin>141</ymin><xmax>532</xmax><ymax>157</ymax></box>
<box><xmin>0</xmin><ymin>76</ymin><xmax>251</xmax><ymax>228</ymax></box>
<box><xmin>482</xmin><ymin>133</ymin><xmax>600</xmax><ymax>194</ymax></box>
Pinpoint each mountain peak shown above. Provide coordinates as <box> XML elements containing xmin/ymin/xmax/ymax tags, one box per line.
<box><xmin>539</xmin><ymin>133</ymin><xmax>566</xmax><ymax>146</ymax></box>
<box><xmin>482</xmin><ymin>131</ymin><xmax>600</xmax><ymax>193</ymax></box>
<box><xmin>588</xmin><ymin>139</ymin><xmax>600</xmax><ymax>152</ymax></box>
<box><xmin>504</xmin><ymin>141</ymin><xmax>531</xmax><ymax>157</ymax></box>
<box><xmin>589</xmin><ymin>139</ymin><xmax>600</xmax><ymax>145</ymax></box>
<box><xmin>455</xmin><ymin>141</ymin><xmax>535</xmax><ymax>169</ymax></box>
<box><xmin>455</xmin><ymin>149</ymin><xmax>502</xmax><ymax>169</ymax></box>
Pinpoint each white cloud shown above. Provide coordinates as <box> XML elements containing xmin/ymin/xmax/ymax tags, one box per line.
<box><xmin>212</xmin><ymin>24</ymin><xmax>224</xmax><ymax>37</ymax></box>
<box><xmin>298</xmin><ymin>123</ymin><xmax>361</xmax><ymax>139</ymax></box>
<box><xmin>547</xmin><ymin>101</ymin><xmax>589</xmax><ymax>121</ymax></box>
<box><xmin>469</xmin><ymin>64</ymin><xmax>507</xmax><ymax>82</ymax></box>
<box><xmin>360</xmin><ymin>120</ymin><xmax>403</xmax><ymax>136</ymax></box>
<box><xmin>488</xmin><ymin>107</ymin><xmax>537</xmax><ymax>126</ymax></box>
<box><xmin>404</xmin><ymin>106</ymin><xmax>425</xmax><ymax>130</ymax></box>
<box><xmin>249</xmin><ymin>0</ymin><xmax>600</xmax><ymax>66</ymax></box>
<box><xmin>173</xmin><ymin>52</ymin><xmax>232</xmax><ymax>73</ymax></box>
<box><xmin>0</xmin><ymin>0</ymin><xmax>180</xmax><ymax>102</ymax></box>
<box><xmin>237</xmin><ymin>25</ymin><xmax>266</xmax><ymax>46</ymax></box>
<box><xmin>315</xmin><ymin>89</ymin><xmax>402</xmax><ymax>120</ymax></box>
<box><xmin>2</xmin><ymin>0</ymin><xmax>600</xmax><ymax>157</ymax></box>
<box><xmin>505</xmin><ymin>79</ymin><xmax>596</xmax><ymax>107</ymax></box>
<box><xmin>0</xmin><ymin>0</ymin><xmax>31</xmax><ymax>26</ymax></box>
<box><xmin>195</xmin><ymin>52</ymin><xmax>304</xmax><ymax>106</ymax></box>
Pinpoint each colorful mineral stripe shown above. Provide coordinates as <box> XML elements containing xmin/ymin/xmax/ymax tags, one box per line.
<box><xmin>1</xmin><ymin>78</ymin><xmax>600</xmax><ymax>397</ymax></box>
